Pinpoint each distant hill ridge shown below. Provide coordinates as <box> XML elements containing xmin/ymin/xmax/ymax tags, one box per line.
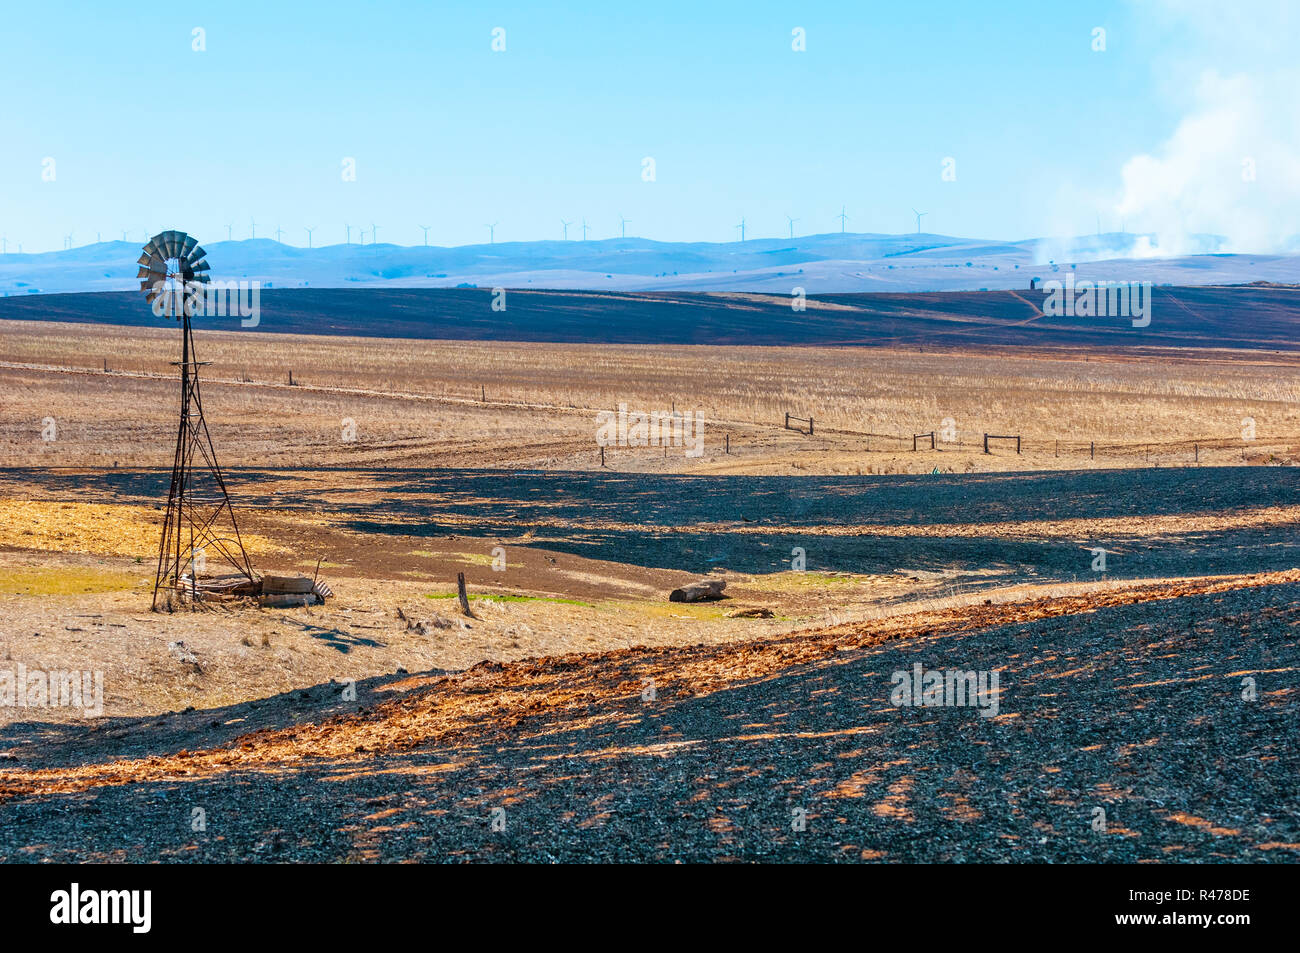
<box><xmin>1</xmin><ymin>231</ymin><xmax>1296</xmax><ymax>296</ymax></box>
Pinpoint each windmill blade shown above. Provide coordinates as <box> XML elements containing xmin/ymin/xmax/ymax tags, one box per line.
<box><xmin>161</xmin><ymin>230</ymin><xmax>179</xmax><ymax>257</ymax></box>
<box><xmin>142</xmin><ymin>240</ymin><xmax>163</xmax><ymax>260</ymax></box>
<box><xmin>189</xmin><ymin>259</ymin><xmax>210</xmax><ymax>273</ymax></box>
<box><xmin>136</xmin><ymin>266</ymin><xmax>162</xmax><ymax>280</ymax></box>
<box><xmin>186</xmin><ymin>245</ymin><xmax>207</xmax><ymax>265</ymax></box>
<box><xmin>179</xmin><ymin>234</ymin><xmax>197</xmax><ymax>259</ymax></box>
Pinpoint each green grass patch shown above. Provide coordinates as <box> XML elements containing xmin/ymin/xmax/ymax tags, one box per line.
<box><xmin>0</xmin><ymin>567</ymin><xmax>144</xmax><ymax>596</ymax></box>
<box><xmin>424</xmin><ymin>592</ymin><xmax>591</xmax><ymax>607</ymax></box>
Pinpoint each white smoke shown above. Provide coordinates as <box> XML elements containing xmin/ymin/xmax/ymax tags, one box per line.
<box><xmin>1113</xmin><ymin>2</ymin><xmax>1300</xmax><ymax>256</ymax></box>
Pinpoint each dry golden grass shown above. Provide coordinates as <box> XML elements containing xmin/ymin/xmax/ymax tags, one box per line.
<box><xmin>1</xmin><ymin>319</ymin><xmax>1298</xmax><ymax>473</ymax></box>
<box><xmin>0</xmin><ymin>501</ymin><xmax>283</xmax><ymax>558</ymax></box>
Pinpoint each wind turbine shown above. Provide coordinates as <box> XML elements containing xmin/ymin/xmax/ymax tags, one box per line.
<box><xmin>485</xmin><ymin>222</ymin><xmax>498</xmax><ymax>243</ymax></box>
<box><xmin>418</xmin><ymin>224</ymin><xmax>430</xmax><ymax>246</ymax></box>
<box><xmin>561</xmin><ymin>219</ymin><xmax>572</xmax><ymax>240</ymax></box>
<box><xmin>580</xmin><ymin>219</ymin><xmax>590</xmax><ymax>241</ymax></box>
<box><xmin>344</xmin><ymin>223</ymin><xmax>352</xmax><ymax>244</ymax></box>
<box><xmin>735</xmin><ymin>217</ymin><xmax>746</xmax><ymax>242</ymax></box>
<box><xmin>0</xmin><ymin>237</ymin><xmax>6</xmax><ymax>254</ymax></box>
<box><xmin>122</xmin><ymin>230</ymin><xmax>129</xmax><ymax>242</ymax></box>
<box><xmin>837</xmin><ymin>206</ymin><xmax>849</xmax><ymax>233</ymax></box>
<box><xmin>225</xmin><ymin>223</ymin><xmax>233</xmax><ymax>241</ymax></box>
<box><xmin>274</xmin><ymin>225</ymin><xmax>284</xmax><ymax>243</ymax></box>
<box><xmin>305</xmin><ymin>225</ymin><xmax>316</xmax><ymax>248</ymax></box>
<box><xmin>250</xmin><ymin>218</ymin><xmax>257</xmax><ymax>239</ymax></box>
<box><xmin>64</xmin><ymin>233</ymin><xmax>73</xmax><ymax>249</ymax></box>
<box><xmin>619</xmin><ymin>215</ymin><xmax>630</xmax><ymax>238</ymax></box>
<box><xmin>912</xmin><ymin>209</ymin><xmax>927</xmax><ymax>234</ymax></box>
<box><xmin>371</xmin><ymin>223</ymin><xmax>379</xmax><ymax>245</ymax></box>
<box><xmin>786</xmin><ymin>214</ymin><xmax>799</xmax><ymax>239</ymax></box>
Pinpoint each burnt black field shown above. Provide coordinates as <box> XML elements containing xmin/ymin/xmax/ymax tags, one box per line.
<box><xmin>0</xmin><ymin>283</ymin><xmax>1297</xmax><ymax>350</ymax></box>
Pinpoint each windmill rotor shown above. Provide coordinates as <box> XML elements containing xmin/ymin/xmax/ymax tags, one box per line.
<box><xmin>137</xmin><ymin>229</ymin><xmax>210</xmax><ymax>309</ymax></box>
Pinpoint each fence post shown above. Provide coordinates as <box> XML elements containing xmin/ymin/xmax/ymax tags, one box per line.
<box><xmin>983</xmin><ymin>433</ymin><xmax>989</xmax><ymax>454</ymax></box>
<box><xmin>809</xmin><ymin>416</ymin><xmax>814</xmax><ymax>436</ymax></box>
<box><xmin>1016</xmin><ymin>436</ymin><xmax>1021</xmax><ymax>454</ymax></box>
<box><xmin>456</xmin><ymin>572</ymin><xmax>472</xmax><ymax>616</ymax></box>
<box><xmin>785</xmin><ymin>412</ymin><xmax>790</xmax><ymax>430</ymax></box>
<box><xmin>725</xmin><ymin>433</ymin><xmax>730</xmax><ymax>454</ymax></box>
<box><xmin>1090</xmin><ymin>441</ymin><xmax>1094</xmax><ymax>459</ymax></box>
<box><xmin>1194</xmin><ymin>443</ymin><xmax>1198</xmax><ymax>463</ymax></box>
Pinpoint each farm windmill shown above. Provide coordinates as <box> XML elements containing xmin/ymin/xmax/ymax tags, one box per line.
<box><xmin>136</xmin><ymin>230</ymin><xmax>254</xmax><ymax>609</ymax></box>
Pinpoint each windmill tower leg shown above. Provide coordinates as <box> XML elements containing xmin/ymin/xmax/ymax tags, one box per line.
<box><xmin>152</xmin><ymin>300</ymin><xmax>254</xmax><ymax>609</ymax></box>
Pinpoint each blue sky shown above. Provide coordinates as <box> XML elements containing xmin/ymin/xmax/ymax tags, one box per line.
<box><xmin>2</xmin><ymin>1</ymin><xmax>1294</xmax><ymax>252</ymax></box>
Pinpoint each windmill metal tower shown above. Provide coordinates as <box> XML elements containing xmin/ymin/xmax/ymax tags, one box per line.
<box><xmin>561</xmin><ymin>219</ymin><xmax>572</xmax><ymax>240</ymax></box>
<box><xmin>619</xmin><ymin>215</ymin><xmax>630</xmax><ymax>238</ymax></box>
<box><xmin>136</xmin><ymin>230</ymin><xmax>254</xmax><ymax>610</ymax></box>
<box><xmin>837</xmin><ymin>206</ymin><xmax>848</xmax><ymax>233</ymax></box>
<box><xmin>786</xmin><ymin>214</ymin><xmax>798</xmax><ymax>238</ymax></box>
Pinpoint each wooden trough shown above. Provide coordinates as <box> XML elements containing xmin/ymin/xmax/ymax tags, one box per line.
<box><xmin>177</xmin><ymin>572</ymin><xmax>332</xmax><ymax>607</ymax></box>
